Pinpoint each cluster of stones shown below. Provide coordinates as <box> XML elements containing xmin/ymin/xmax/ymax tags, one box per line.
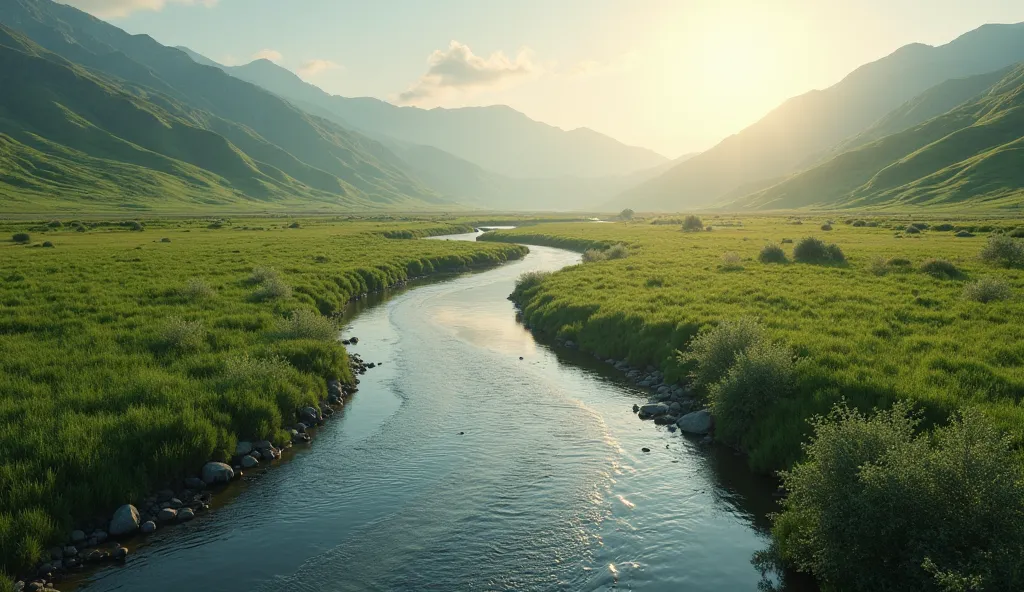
<box><xmin>606</xmin><ymin>360</ymin><xmax>713</xmax><ymax>438</ymax></box>
<box><xmin>16</xmin><ymin>354</ymin><xmax>372</xmax><ymax>591</ymax></box>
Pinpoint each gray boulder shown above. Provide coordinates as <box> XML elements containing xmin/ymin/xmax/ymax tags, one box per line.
<box><xmin>70</xmin><ymin>530</ymin><xmax>86</xmax><ymax>544</ymax></box>
<box><xmin>140</xmin><ymin>521</ymin><xmax>157</xmax><ymax>534</ymax></box>
<box><xmin>241</xmin><ymin>455</ymin><xmax>259</xmax><ymax>469</ymax></box>
<box><xmin>201</xmin><ymin>462</ymin><xmax>234</xmax><ymax>485</ymax></box>
<box><xmin>637</xmin><ymin>402</ymin><xmax>669</xmax><ymax>419</ymax></box>
<box><xmin>234</xmin><ymin>441</ymin><xmax>253</xmax><ymax>456</ymax></box>
<box><xmin>184</xmin><ymin>477</ymin><xmax>206</xmax><ymax>490</ymax></box>
<box><xmin>677</xmin><ymin>410</ymin><xmax>713</xmax><ymax>435</ymax></box>
<box><xmin>158</xmin><ymin>508</ymin><xmax>177</xmax><ymax>522</ymax></box>
<box><xmin>108</xmin><ymin>504</ymin><xmax>140</xmax><ymax>536</ymax></box>
<box><xmin>300</xmin><ymin>406</ymin><xmax>320</xmax><ymax>425</ymax></box>
<box><xmin>177</xmin><ymin>508</ymin><xmax>195</xmax><ymax>522</ymax></box>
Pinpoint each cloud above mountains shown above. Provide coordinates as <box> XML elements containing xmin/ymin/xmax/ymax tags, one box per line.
<box><xmin>58</xmin><ymin>0</ymin><xmax>217</xmax><ymax>18</ymax></box>
<box><xmin>398</xmin><ymin>41</ymin><xmax>536</xmax><ymax>105</ymax></box>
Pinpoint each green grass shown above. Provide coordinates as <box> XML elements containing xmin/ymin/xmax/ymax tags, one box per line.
<box><xmin>0</xmin><ymin>218</ymin><xmax>526</xmax><ymax>581</ymax></box>
<box><xmin>482</xmin><ymin>217</ymin><xmax>1024</xmax><ymax>471</ymax></box>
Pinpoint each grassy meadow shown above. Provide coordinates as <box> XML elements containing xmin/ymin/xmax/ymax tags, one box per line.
<box><xmin>481</xmin><ymin>216</ymin><xmax>1024</xmax><ymax>471</ymax></box>
<box><xmin>0</xmin><ymin>217</ymin><xmax>526</xmax><ymax>580</ymax></box>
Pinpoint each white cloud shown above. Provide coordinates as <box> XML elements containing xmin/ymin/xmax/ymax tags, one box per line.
<box><xmin>297</xmin><ymin>59</ymin><xmax>342</xmax><ymax>78</ymax></box>
<box><xmin>252</xmin><ymin>49</ymin><xmax>284</xmax><ymax>64</ymax></box>
<box><xmin>58</xmin><ymin>0</ymin><xmax>217</xmax><ymax>19</ymax></box>
<box><xmin>568</xmin><ymin>51</ymin><xmax>641</xmax><ymax>78</ymax></box>
<box><xmin>397</xmin><ymin>41</ymin><xmax>537</xmax><ymax>105</ymax></box>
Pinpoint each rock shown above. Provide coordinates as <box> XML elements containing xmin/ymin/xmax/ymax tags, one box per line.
<box><xmin>254</xmin><ymin>440</ymin><xmax>272</xmax><ymax>450</ymax></box>
<box><xmin>654</xmin><ymin>415</ymin><xmax>677</xmax><ymax>425</ymax></box>
<box><xmin>184</xmin><ymin>477</ymin><xmax>206</xmax><ymax>490</ymax></box>
<box><xmin>349</xmin><ymin>336</ymin><xmax>359</xmax><ymax>344</ymax></box>
<box><xmin>300</xmin><ymin>406</ymin><xmax>320</xmax><ymax>425</ymax></box>
<box><xmin>638</xmin><ymin>380</ymin><xmax>653</xmax><ymax>388</ymax></box>
<box><xmin>241</xmin><ymin>455</ymin><xmax>259</xmax><ymax>469</ymax></box>
<box><xmin>201</xmin><ymin>462</ymin><xmax>234</xmax><ymax>485</ymax></box>
<box><xmin>234</xmin><ymin>441</ymin><xmax>253</xmax><ymax>456</ymax></box>
<box><xmin>177</xmin><ymin>508</ymin><xmax>195</xmax><ymax>522</ymax></box>
<box><xmin>668</xmin><ymin>402</ymin><xmax>682</xmax><ymax>414</ymax></box>
<box><xmin>641</xmin><ymin>447</ymin><xmax>651</xmax><ymax>453</ymax></box>
<box><xmin>320</xmin><ymin>404</ymin><xmax>334</xmax><ymax>416</ymax></box>
<box><xmin>564</xmin><ymin>340</ymin><xmax>576</xmax><ymax>349</ymax></box>
<box><xmin>62</xmin><ymin>546</ymin><xmax>77</xmax><ymax>558</ymax></box>
<box><xmin>70</xmin><ymin>530</ymin><xmax>86</xmax><ymax>544</ymax></box>
<box><xmin>637</xmin><ymin>402</ymin><xmax>669</xmax><ymax>419</ymax></box>
<box><xmin>631</xmin><ymin>404</ymin><xmax>640</xmax><ymax>413</ymax></box>
<box><xmin>80</xmin><ymin>549</ymin><xmax>103</xmax><ymax>563</ymax></box>
<box><xmin>250</xmin><ymin>449</ymin><xmax>263</xmax><ymax>460</ymax></box>
<box><xmin>156</xmin><ymin>489</ymin><xmax>175</xmax><ymax>502</ymax></box>
<box><xmin>49</xmin><ymin>547</ymin><xmax>62</xmax><ymax>560</ymax></box>
<box><xmin>677</xmin><ymin>410</ymin><xmax>713</xmax><ymax>435</ymax></box>
<box><xmin>108</xmin><ymin>504</ymin><xmax>140</xmax><ymax>536</ymax></box>
<box><xmin>667</xmin><ymin>425</ymin><xmax>677</xmax><ymax>433</ymax></box>
<box><xmin>295</xmin><ymin>423</ymin><xmax>307</xmax><ymax>434</ymax></box>
<box><xmin>168</xmin><ymin>497</ymin><xmax>182</xmax><ymax>509</ymax></box>
<box><xmin>605</xmin><ymin>359</ymin><xmax>615</xmax><ymax>364</ymax></box>
<box><xmin>158</xmin><ymin>508</ymin><xmax>177</xmax><ymax>522</ymax></box>
<box><xmin>140</xmin><ymin>521</ymin><xmax>157</xmax><ymax>534</ymax></box>
<box><xmin>112</xmin><ymin>546</ymin><xmax>128</xmax><ymax>561</ymax></box>
<box><xmin>92</xmin><ymin>529</ymin><xmax>108</xmax><ymax>543</ymax></box>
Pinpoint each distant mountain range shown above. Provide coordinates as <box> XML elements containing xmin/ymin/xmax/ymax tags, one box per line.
<box><xmin>734</xmin><ymin>63</ymin><xmax>1024</xmax><ymax>210</ymax></box>
<box><xmin>614</xmin><ymin>22</ymin><xmax>1024</xmax><ymax>212</ymax></box>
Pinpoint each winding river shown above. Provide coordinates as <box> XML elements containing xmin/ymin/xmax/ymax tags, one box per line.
<box><xmin>78</xmin><ymin>231</ymin><xmax>789</xmax><ymax>592</ymax></box>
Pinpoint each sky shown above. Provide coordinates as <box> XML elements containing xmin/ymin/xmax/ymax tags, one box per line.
<box><xmin>61</xmin><ymin>0</ymin><xmax>1024</xmax><ymax>158</ymax></box>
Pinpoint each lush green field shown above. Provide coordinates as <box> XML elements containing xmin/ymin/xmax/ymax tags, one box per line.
<box><xmin>482</xmin><ymin>216</ymin><xmax>1024</xmax><ymax>470</ymax></box>
<box><xmin>0</xmin><ymin>217</ymin><xmax>526</xmax><ymax>581</ymax></box>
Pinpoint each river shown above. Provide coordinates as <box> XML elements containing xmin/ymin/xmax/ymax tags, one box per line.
<box><xmin>78</xmin><ymin>231</ymin><xmax>788</xmax><ymax>592</ymax></box>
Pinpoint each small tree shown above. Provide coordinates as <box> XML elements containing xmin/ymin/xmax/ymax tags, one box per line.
<box><xmin>617</xmin><ymin>208</ymin><xmax>635</xmax><ymax>221</ymax></box>
<box><xmin>12</xmin><ymin>233</ymin><xmax>30</xmax><ymax>244</ymax></box>
<box><xmin>759</xmin><ymin>244</ymin><xmax>787</xmax><ymax>264</ymax></box>
<box><xmin>681</xmin><ymin>215</ymin><xmax>704</xmax><ymax>232</ymax></box>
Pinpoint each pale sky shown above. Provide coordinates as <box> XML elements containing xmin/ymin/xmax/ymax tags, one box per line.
<box><xmin>62</xmin><ymin>0</ymin><xmax>1024</xmax><ymax>158</ymax></box>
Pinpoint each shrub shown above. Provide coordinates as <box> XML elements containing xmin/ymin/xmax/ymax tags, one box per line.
<box><xmin>955</xmin><ymin>230</ymin><xmax>975</xmax><ymax>238</ymax></box>
<box><xmin>41</xmin><ymin>241</ymin><xmax>54</xmax><ymax>248</ymax></box>
<box><xmin>1010</xmin><ymin>228</ymin><xmax>1024</xmax><ymax>238</ymax></box>
<box><xmin>181</xmin><ymin>278</ymin><xmax>215</xmax><ymax>301</ymax></box>
<box><xmin>681</xmin><ymin>215</ymin><xmax>704</xmax><ymax>232</ymax></box>
<box><xmin>514</xmin><ymin>271</ymin><xmax>551</xmax><ymax>292</ymax></box>
<box><xmin>865</xmin><ymin>221</ymin><xmax>879</xmax><ymax>227</ymax></box>
<box><xmin>772</xmin><ymin>403</ymin><xmax>1024</xmax><ymax>592</ymax></box>
<box><xmin>759</xmin><ymin>244</ymin><xmax>787</xmax><ymax>264</ymax></box>
<box><xmin>781</xmin><ymin>238</ymin><xmax>793</xmax><ymax>244</ymax></box>
<box><xmin>46</xmin><ymin>220</ymin><xmax>62</xmax><ymax>228</ymax></box>
<box><xmin>820</xmin><ymin>223</ymin><xmax>833</xmax><ymax>231</ymax></box>
<box><xmin>709</xmin><ymin>340</ymin><xmax>794</xmax><ymax>446</ymax></box>
<box><xmin>277</xmin><ymin>309</ymin><xmax>338</xmax><ymax>341</ymax></box>
<box><xmin>851</xmin><ymin>220</ymin><xmax>867</xmax><ymax>228</ymax></box>
<box><xmin>605</xmin><ymin>244</ymin><xmax>629</xmax><ymax>260</ymax></box>
<box><xmin>963</xmin><ymin>277</ymin><xmax>1011</xmax><ymax>303</ymax></box>
<box><xmin>919</xmin><ymin>258</ymin><xmax>961</xmax><ymax>278</ymax></box>
<box><xmin>617</xmin><ymin>208</ymin><xmax>635</xmax><ymax>221</ymax></box>
<box><xmin>793</xmin><ymin>237</ymin><xmax>845</xmax><ymax>264</ymax></box>
<box><xmin>980</xmin><ymin>234</ymin><xmax>1024</xmax><ymax>267</ymax></box>
<box><xmin>253</xmin><ymin>276</ymin><xmax>292</xmax><ymax>301</ymax></box>
<box><xmin>126</xmin><ymin>221</ymin><xmax>144</xmax><ymax>231</ymax></box>
<box><xmin>248</xmin><ymin>266</ymin><xmax>280</xmax><ymax>285</ymax></box>
<box><xmin>720</xmin><ymin>252</ymin><xmax>743</xmax><ymax>270</ymax></box>
<box><xmin>933</xmin><ymin>223</ymin><xmax>955</xmax><ymax>232</ymax></box>
<box><xmin>905</xmin><ymin>225</ymin><xmax>921</xmax><ymax>234</ymax></box>
<box><xmin>679</xmin><ymin>317</ymin><xmax>765</xmax><ymax>388</ymax></box>
<box><xmin>288</xmin><ymin>222</ymin><xmax>301</xmax><ymax>229</ymax></box>
<box><xmin>582</xmin><ymin>249</ymin><xmax>608</xmax><ymax>263</ymax></box>
<box><xmin>160</xmin><ymin>318</ymin><xmax>205</xmax><ymax>352</ymax></box>
<box><xmin>160</xmin><ymin>237</ymin><xmax>172</xmax><ymax>243</ymax></box>
<box><xmin>11</xmin><ymin>233</ymin><xmax>29</xmax><ymax>244</ymax></box>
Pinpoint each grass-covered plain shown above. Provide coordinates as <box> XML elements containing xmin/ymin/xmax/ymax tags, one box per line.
<box><xmin>482</xmin><ymin>217</ymin><xmax>1024</xmax><ymax>471</ymax></box>
<box><xmin>0</xmin><ymin>217</ymin><xmax>526</xmax><ymax>580</ymax></box>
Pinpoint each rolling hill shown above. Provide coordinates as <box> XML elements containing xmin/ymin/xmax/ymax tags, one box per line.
<box><xmin>613</xmin><ymin>22</ymin><xmax>1024</xmax><ymax>212</ymax></box>
<box><xmin>0</xmin><ymin>0</ymin><xmax>448</xmax><ymax>212</ymax></box>
<box><xmin>734</xmin><ymin>63</ymin><xmax>1024</xmax><ymax>211</ymax></box>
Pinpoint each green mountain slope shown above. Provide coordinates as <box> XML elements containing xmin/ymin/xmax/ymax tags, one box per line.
<box><xmin>216</xmin><ymin>56</ymin><xmax>667</xmax><ymax>179</ymax></box>
<box><xmin>736</xmin><ymin>64</ymin><xmax>1024</xmax><ymax>210</ymax></box>
<box><xmin>0</xmin><ymin>0</ymin><xmax>446</xmax><ymax>211</ymax></box>
<box><xmin>613</xmin><ymin>22</ymin><xmax>1024</xmax><ymax>211</ymax></box>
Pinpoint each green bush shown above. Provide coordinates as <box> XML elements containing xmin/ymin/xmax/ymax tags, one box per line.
<box><xmin>515</xmin><ymin>271</ymin><xmax>551</xmax><ymax>292</ymax></box>
<box><xmin>41</xmin><ymin>241</ymin><xmax>54</xmax><ymax>249</ymax></box>
<box><xmin>919</xmin><ymin>258</ymin><xmax>961</xmax><ymax>278</ymax></box>
<box><xmin>617</xmin><ymin>208</ymin><xmax>635</xmax><ymax>221</ymax></box>
<box><xmin>160</xmin><ymin>318</ymin><xmax>206</xmax><ymax>352</ymax></box>
<box><xmin>582</xmin><ymin>249</ymin><xmax>608</xmax><ymax>263</ymax></box>
<box><xmin>851</xmin><ymin>220</ymin><xmax>867</xmax><ymax>227</ymax></box>
<box><xmin>963</xmin><ymin>277</ymin><xmax>1011</xmax><ymax>303</ymax></box>
<box><xmin>772</xmin><ymin>403</ymin><xmax>1024</xmax><ymax>592</ymax></box>
<box><xmin>277</xmin><ymin>309</ymin><xmax>338</xmax><ymax>341</ymax></box>
<box><xmin>709</xmin><ymin>340</ymin><xmax>794</xmax><ymax>446</ymax></box>
<box><xmin>248</xmin><ymin>266</ymin><xmax>280</xmax><ymax>285</ymax></box>
<box><xmin>605</xmin><ymin>244</ymin><xmax>629</xmax><ymax>260</ymax></box>
<box><xmin>905</xmin><ymin>225</ymin><xmax>922</xmax><ymax>235</ymax></box>
<box><xmin>678</xmin><ymin>317</ymin><xmax>765</xmax><ymax>388</ymax></box>
<box><xmin>181</xmin><ymin>278</ymin><xmax>215</xmax><ymax>301</ymax></box>
<box><xmin>253</xmin><ymin>276</ymin><xmax>292</xmax><ymax>301</ymax></box>
<box><xmin>759</xmin><ymin>244</ymin><xmax>787</xmax><ymax>264</ymax></box>
<box><xmin>720</xmin><ymin>252</ymin><xmax>743</xmax><ymax>271</ymax></box>
<box><xmin>781</xmin><ymin>238</ymin><xmax>793</xmax><ymax>244</ymax></box>
<box><xmin>980</xmin><ymin>234</ymin><xmax>1024</xmax><ymax>267</ymax></box>
<box><xmin>793</xmin><ymin>237</ymin><xmax>845</xmax><ymax>264</ymax></box>
<box><xmin>1010</xmin><ymin>228</ymin><xmax>1024</xmax><ymax>238</ymax></box>
<box><xmin>820</xmin><ymin>223</ymin><xmax>833</xmax><ymax>231</ymax></box>
<box><xmin>288</xmin><ymin>222</ymin><xmax>301</xmax><ymax>229</ymax></box>
<box><xmin>11</xmin><ymin>233</ymin><xmax>29</xmax><ymax>244</ymax></box>
<box><xmin>681</xmin><ymin>215</ymin><xmax>704</xmax><ymax>232</ymax></box>
<box><xmin>933</xmin><ymin>223</ymin><xmax>955</xmax><ymax>232</ymax></box>
<box><xmin>126</xmin><ymin>220</ymin><xmax>144</xmax><ymax>232</ymax></box>
<box><xmin>955</xmin><ymin>230</ymin><xmax>976</xmax><ymax>238</ymax></box>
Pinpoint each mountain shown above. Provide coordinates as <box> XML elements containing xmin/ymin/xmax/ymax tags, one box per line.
<box><xmin>0</xmin><ymin>0</ymin><xmax>447</xmax><ymax>211</ymax></box>
<box><xmin>614</xmin><ymin>22</ymin><xmax>1024</xmax><ymax>212</ymax></box>
<box><xmin>734</xmin><ymin>64</ymin><xmax>1024</xmax><ymax>210</ymax></box>
<box><xmin>215</xmin><ymin>55</ymin><xmax>668</xmax><ymax>179</ymax></box>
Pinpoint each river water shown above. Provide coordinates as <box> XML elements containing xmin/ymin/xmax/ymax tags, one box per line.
<box><xmin>79</xmin><ymin>232</ymin><xmax>787</xmax><ymax>592</ymax></box>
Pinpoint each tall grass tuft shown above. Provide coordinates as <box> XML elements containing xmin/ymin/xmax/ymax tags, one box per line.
<box><xmin>160</xmin><ymin>318</ymin><xmax>205</xmax><ymax>352</ymax></box>
<box><xmin>919</xmin><ymin>258</ymin><xmax>961</xmax><ymax>278</ymax></box>
<box><xmin>963</xmin><ymin>277</ymin><xmax>1011</xmax><ymax>303</ymax></box>
<box><xmin>181</xmin><ymin>278</ymin><xmax>215</xmax><ymax>301</ymax></box>
<box><xmin>582</xmin><ymin>249</ymin><xmax>608</xmax><ymax>263</ymax></box>
<box><xmin>277</xmin><ymin>309</ymin><xmax>338</xmax><ymax>341</ymax></box>
<box><xmin>980</xmin><ymin>234</ymin><xmax>1024</xmax><ymax>267</ymax></box>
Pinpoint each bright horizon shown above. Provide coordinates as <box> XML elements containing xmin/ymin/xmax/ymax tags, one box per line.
<box><xmin>60</xmin><ymin>0</ymin><xmax>1024</xmax><ymax>158</ymax></box>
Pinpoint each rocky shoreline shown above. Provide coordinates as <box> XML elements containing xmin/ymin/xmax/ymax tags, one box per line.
<box><xmin>13</xmin><ymin>350</ymin><xmax>376</xmax><ymax>592</ymax></box>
